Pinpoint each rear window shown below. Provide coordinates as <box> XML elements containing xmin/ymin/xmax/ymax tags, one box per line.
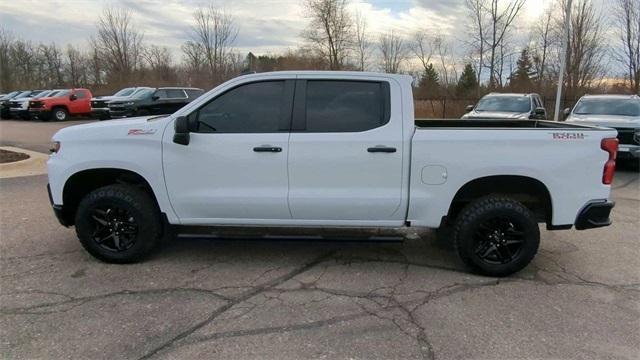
<box><xmin>574</xmin><ymin>98</ymin><xmax>640</xmax><ymax>117</ymax></box>
<box><xmin>304</xmin><ymin>81</ymin><xmax>388</xmax><ymax>132</ymax></box>
<box><xmin>186</xmin><ymin>89</ymin><xmax>204</xmax><ymax>99</ymax></box>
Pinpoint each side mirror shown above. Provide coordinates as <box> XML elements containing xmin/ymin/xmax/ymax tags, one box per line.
<box><xmin>534</xmin><ymin>107</ymin><xmax>546</xmax><ymax>115</ymax></box>
<box><xmin>70</xmin><ymin>94</ymin><xmax>77</xmax><ymax>101</ymax></box>
<box><xmin>465</xmin><ymin>105</ymin><xmax>474</xmax><ymax>112</ymax></box>
<box><xmin>152</xmin><ymin>95</ymin><xmax>160</xmax><ymax>101</ymax></box>
<box><xmin>173</xmin><ymin>116</ymin><xmax>190</xmax><ymax>145</ymax></box>
<box><xmin>563</xmin><ymin>108</ymin><xmax>571</xmax><ymax>117</ymax></box>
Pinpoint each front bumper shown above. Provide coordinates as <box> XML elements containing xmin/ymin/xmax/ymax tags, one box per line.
<box><xmin>91</xmin><ymin>108</ymin><xmax>111</xmax><ymax>119</ymax></box>
<box><xmin>574</xmin><ymin>200</ymin><xmax>615</xmax><ymax>230</ymax></box>
<box><xmin>47</xmin><ymin>184</ymin><xmax>71</xmax><ymax>227</ymax></box>
<box><xmin>9</xmin><ymin>108</ymin><xmax>30</xmax><ymax>119</ymax></box>
<box><xmin>29</xmin><ymin>109</ymin><xmax>51</xmax><ymax>119</ymax></box>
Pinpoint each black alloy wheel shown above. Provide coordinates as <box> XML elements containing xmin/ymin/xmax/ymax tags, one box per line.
<box><xmin>90</xmin><ymin>206</ymin><xmax>139</xmax><ymax>252</ymax></box>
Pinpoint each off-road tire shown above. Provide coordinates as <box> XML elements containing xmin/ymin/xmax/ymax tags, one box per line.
<box><xmin>453</xmin><ymin>196</ymin><xmax>540</xmax><ymax>277</ymax></box>
<box><xmin>75</xmin><ymin>184</ymin><xmax>161</xmax><ymax>263</ymax></box>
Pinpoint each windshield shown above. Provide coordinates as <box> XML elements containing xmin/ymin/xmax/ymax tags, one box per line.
<box><xmin>573</xmin><ymin>98</ymin><xmax>640</xmax><ymax>117</ymax></box>
<box><xmin>51</xmin><ymin>90</ymin><xmax>71</xmax><ymax>97</ymax></box>
<box><xmin>15</xmin><ymin>91</ymin><xmax>36</xmax><ymax>99</ymax></box>
<box><xmin>475</xmin><ymin>96</ymin><xmax>532</xmax><ymax>113</ymax></box>
<box><xmin>35</xmin><ymin>90</ymin><xmax>53</xmax><ymax>98</ymax></box>
<box><xmin>113</xmin><ymin>87</ymin><xmax>135</xmax><ymax>97</ymax></box>
<box><xmin>132</xmin><ymin>88</ymin><xmax>155</xmax><ymax>99</ymax></box>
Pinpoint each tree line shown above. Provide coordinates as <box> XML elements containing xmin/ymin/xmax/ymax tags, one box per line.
<box><xmin>0</xmin><ymin>0</ymin><xmax>638</xmax><ymax>98</ymax></box>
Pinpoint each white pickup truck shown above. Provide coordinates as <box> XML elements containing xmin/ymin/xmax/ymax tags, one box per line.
<box><xmin>47</xmin><ymin>71</ymin><xmax>619</xmax><ymax>277</ymax></box>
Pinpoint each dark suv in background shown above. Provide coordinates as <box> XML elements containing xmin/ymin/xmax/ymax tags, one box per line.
<box><xmin>91</xmin><ymin>87</ymin><xmax>151</xmax><ymax>120</ymax></box>
<box><xmin>462</xmin><ymin>93</ymin><xmax>547</xmax><ymax>120</ymax></box>
<box><xmin>108</xmin><ymin>87</ymin><xmax>204</xmax><ymax>118</ymax></box>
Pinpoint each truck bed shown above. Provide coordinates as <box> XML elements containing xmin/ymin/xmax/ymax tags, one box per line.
<box><xmin>415</xmin><ymin>119</ymin><xmax>603</xmax><ymax>129</ymax></box>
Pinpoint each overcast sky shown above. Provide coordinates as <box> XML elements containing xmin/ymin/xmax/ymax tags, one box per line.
<box><xmin>1</xmin><ymin>0</ymin><xmax>616</xmax><ymax>72</ymax></box>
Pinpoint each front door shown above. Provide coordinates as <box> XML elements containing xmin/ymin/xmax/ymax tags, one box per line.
<box><xmin>287</xmin><ymin>79</ymin><xmax>404</xmax><ymax>223</ymax></box>
<box><xmin>163</xmin><ymin>80</ymin><xmax>294</xmax><ymax>224</ymax></box>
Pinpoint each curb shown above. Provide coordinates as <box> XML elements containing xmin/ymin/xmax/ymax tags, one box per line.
<box><xmin>0</xmin><ymin>146</ymin><xmax>48</xmax><ymax>179</ymax></box>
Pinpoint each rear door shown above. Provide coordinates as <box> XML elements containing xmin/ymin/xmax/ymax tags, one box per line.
<box><xmin>287</xmin><ymin>78</ymin><xmax>405</xmax><ymax>224</ymax></box>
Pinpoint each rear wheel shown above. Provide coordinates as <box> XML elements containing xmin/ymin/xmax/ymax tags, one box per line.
<box><xmin>75</xmin><ymin>184</ymin><xmax>161</xmax><ymax>263</ymax></box>
<box><xmin>453</xmin><ymin>196</ymin><xmax>540</xmax><ymax>277</ymax></box>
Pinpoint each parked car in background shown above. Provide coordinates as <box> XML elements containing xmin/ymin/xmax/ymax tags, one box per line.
<box><xmin>29</xmin><ymin>88</ymin><xmax>93</xmax><ymax>121</ymax></box>
<box><xmin>107</xmin><ymin>87</ymin><xmax>204</xmax><ymax>118</ymax></box>
<box><xmin>565</xmin><ymin>94</ymin><xmax>640</xmax><ymax>160</ymax></box>
<box><xmin>9</xmin><ymin>89</ymin><xmax>60</xmax><ymax>120</ymax></box>
<box><xmin>1</xmin><ymin>90</ymin><xmax>47</xmax><ymax>119</ymax></box>
<box><xmin>91</xmin><ymin>87</ymin><xmax>151</xmax><ymax>120</ymax></box>
<box><xmin>0</xmin><ymin>91</ymin><xmax>24</xmax><ymax>119</ymax></box>
<box><xmin>462</xmin><ymin>93</ymin><xmax>547</xmax><ymax>120</ymax></box>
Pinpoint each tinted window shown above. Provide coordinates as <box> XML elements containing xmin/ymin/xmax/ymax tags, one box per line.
<box><xmin>154</xmin><ymin>89</ymin><xmax>168</xmax><ymax>99</ymax></box>
<box><xmin>305</xmin><ymin>81</ymin><xmax>387</xmax><ymax>132</ymax></box>
<box><xmin>574</xmin><ymin>98</ymin><xmax>640</xmax><ymax>117</ymax></box>
<box><xmin>133</xmin><ymin>89</ymin><xmax>154</xmax><ymax>99</ymax></box>
<box><xmin>194</xmin><ymin>81</ymin><xmax>286</xmax><ymax>133</ymax></box>
<box><xmin>166</xmin><ymin>89</ymin><xmax>186</xmax><ymax>98</ymax></box>
<box><xmin>186</xmin><ymin>89</ymin><xmax>203</xmax><ymax>98</ymax></box>
<box><xmin>475</xmin><ymin>95</ymin><xmax>532</xmax><ymax>113</ymax></box>
<box><xmin>74</xmin><ymin>90</ymin><xmax>87</xmax><ymax>99</ymax></box>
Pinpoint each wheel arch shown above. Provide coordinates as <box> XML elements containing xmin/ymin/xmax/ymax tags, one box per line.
<box><xmin>445</xmin><ymin>175</ymin><xmax>553</xmax><ymax>226</ymax></box>
<box><xmin>60</xmin><ymin>168</ymin><xmax>160</xmax><ymax>226</ymax></box>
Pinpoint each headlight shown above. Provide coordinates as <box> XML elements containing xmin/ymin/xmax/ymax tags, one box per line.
<box><xmin>50</xmin><ymin>141</ymin><xmax>61</xmax><ymax>153</ymax></box>
<box><xmin>125</xmin><ymin>102</ymin><xmax>135</xmax><ymax>106</ymax></box>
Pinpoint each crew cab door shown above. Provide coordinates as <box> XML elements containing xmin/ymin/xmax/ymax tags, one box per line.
<box><xmin>162</xmin><ymin>79</ymin><xmax>294</xmax><ymax>224</ymax></box>
<box><xmin>287</xmin><ymin>78</ymin><xmax>405</xmax><ymax>224</ymax></box>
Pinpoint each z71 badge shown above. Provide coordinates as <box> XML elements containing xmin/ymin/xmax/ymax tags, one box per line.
<box><xmin>128</xmin><ymin>129</ymin><xmax>157</xmax><ymax>136</ymax></box>
<box><xmin>551</xmin><ymin>132</ymin><xmax>586</xmax><ymax>140</ymax></box>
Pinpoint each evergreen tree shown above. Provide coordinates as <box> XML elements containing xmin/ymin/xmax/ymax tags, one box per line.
<box><xmin>510</xmin><ymin>48</ymin><xmax>533</xmax><ymax>91</ymax></box>
<box><xmin>419</xmin><ymin>63</ymin><xmax>440</xmax><ymax>96</ymax></box>
<box><xmin>456</xmin><ymin>63</ymin><xmax>478</xmax><ymax>96</ymax></box>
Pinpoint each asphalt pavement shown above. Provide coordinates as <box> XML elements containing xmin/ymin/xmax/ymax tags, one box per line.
<box><xmin>0</xmin><ymin>119</ymin><xmax>638</xmax><ymax>359</ymax></box>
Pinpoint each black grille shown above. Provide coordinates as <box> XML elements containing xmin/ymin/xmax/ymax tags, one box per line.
<box><xmin>92</xmin><ymin>100</ymin><xmax>107</xmax><ymax>108</ymax></box>
<box><xmin>9</xmin><ymin>101</ymin><xmax>21</xmax><ymax>108</ymax></box>
<box><xmin>614</xmin><ymin>128</ymin><xmax>639</xmax><ymax>145</ymax></box>
<box><xmin>30</xmin><ymin>101</ymin><xmax>43</xmax><ymax>108</ymax></box>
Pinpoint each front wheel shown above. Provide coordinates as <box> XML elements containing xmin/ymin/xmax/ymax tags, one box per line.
<box><xmin>453</xmin><ymin>196</ymin><xmax>540</xmax><ymax>277</ymax></box>
<box><xmin>52</xmin><ymin>108</ymin><xmax>68</xmax><ymax>121</ymax></box>
<box><xmin>75</xmin><ymin>184</ymin><xmax>162</xmax><ymax>263</ymax></box>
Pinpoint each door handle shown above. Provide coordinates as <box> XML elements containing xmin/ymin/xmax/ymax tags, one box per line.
<box><xmin>367</xmin><ymin>146</ymin><xmax>396</xmax><ymax>153</ymax></box>
<box><xmin>253</xmin><ymin>146</ymin><xmax>282</xmax><ymax>153</ymax></box>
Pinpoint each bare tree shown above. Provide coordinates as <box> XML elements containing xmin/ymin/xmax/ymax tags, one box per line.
<box><xmin>410</xmin><ymin>30</ymin><xmax>436</xmax><ymax>77</ymax></box>
<box><xmin>302</xmin><ymin>0</ymin><xmax>353</xmax><ymax>70</ymax></box>
<box><xmin>378</xmin><ymin>30</ymin><xmax>406</xmax><ymax>73</ymax></box>
<box><xmin>39</xmin><ymin>43</ymin><xmax>64</xmax><ymax>87</ymax></box>
<box><xmin>434</xmin><ymin>35</ymin><xmax>458</xmax><ymax>86</ymax></box>
<box><xmin>613</xmin><ymin>0</ymin><xmax>640</xmax><ymax>93</ymax></box>
<box><xmin>353</xmin><ymin>9</ymin><xmax>371</xmax><ymax>71</ymax></box>
<box><xmin>66</xmin><ymin>44</ymin><xmax>88</xmax><ymax>87</ymax></box>
<box><xmin>93</xmin><ymin>7</ymin><xmax>144</xmax><ymax>85</ymax></box>
<box><xmin>560</xmin><ymin>0</ymin><xmax>606</xmax><ymax>95</ymax></box>
<box><xmin>0</xmin><ymin>27</ymin><xmax>14</xmax><ymax>91</ymax></box>
<box><xmin>188</xmin><ymin>4</ymin><xmax>238</xmax><ymax>82</ymax></box>
<box><xmin>465</xmin><ymin>0</ymin><xmax>487</xmax><ymax>84</ymax></box>
<box><xmin>485</xmin><ymin>0</ymin><xmax>526</xmax><ymax>88</ymax></box>
<box><xmin>530</xmin><ymin>6</ymin><xmax>555</xmax><ymax>87</ymax></box>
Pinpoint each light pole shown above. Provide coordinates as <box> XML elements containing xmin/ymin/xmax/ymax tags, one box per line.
<box><xmin>554</xmin><ymin>0</ymin><xmax>573</xmax><ymax>121</ymax></box>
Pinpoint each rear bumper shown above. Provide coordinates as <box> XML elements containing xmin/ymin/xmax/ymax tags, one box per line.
<box><xmin>618</xmin><ymin>144</ymin><xmax>640</xmax><ymax>159</ymax></box>
<box><xmin>574</xmin><ymin>200</ymin><xmax>615</xmax><ymax>230</ymax></box>
<box><xmin>47</xmin><ymin>184</ymin><xmax>71</xmax><ymax>227</ymax></box>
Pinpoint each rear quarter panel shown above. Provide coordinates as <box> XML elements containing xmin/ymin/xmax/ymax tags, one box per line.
<box><xmin>408</xmin><ymin>127</ymin><xmax>617</xmax><ymax>227</ymax></box>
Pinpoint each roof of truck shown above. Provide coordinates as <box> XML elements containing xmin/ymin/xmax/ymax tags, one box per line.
<box><xmin>236</xmin><ymin>70</ymin><xmax>413</xmax><ymax>81</ymax></box>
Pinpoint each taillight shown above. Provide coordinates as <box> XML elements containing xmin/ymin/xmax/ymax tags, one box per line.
<box><xmin>600</xmin><ymin>138</ymin><xmax>618</xmax><ymax>185</ymax></box>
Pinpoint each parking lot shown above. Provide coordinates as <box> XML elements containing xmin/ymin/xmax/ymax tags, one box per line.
<box><xmin>1</xmin><ymin>119</ymin><xmax>639</xmax><ymax>359</ymax></box>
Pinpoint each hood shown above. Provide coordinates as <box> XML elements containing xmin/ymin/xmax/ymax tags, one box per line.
<box><xmin>462</xmin><ymin>111</ymin><xmax>530</xmax><ymax>120</ymax></box>
<box><xmin>566</xmin><ymin>114</ymin><xmax>640</xmax><ymax>128</ymax></box>
<box><xmin>52</xmin><ymin>115</ymin><xmax>169</xmax><ymax>142</ymax></box>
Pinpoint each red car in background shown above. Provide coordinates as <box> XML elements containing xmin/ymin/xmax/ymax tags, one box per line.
<box><xmin>29</xmin><ymin>88</ymin><xmax>92</xmax><ymax>121</ymax></box>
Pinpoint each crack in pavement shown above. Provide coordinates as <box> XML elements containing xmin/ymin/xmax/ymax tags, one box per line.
<box><xmin>0</xmin><ymin>287</ymin><xmax>232</xmax><ymax>315</ymax></box>
<box><xmin>136</xmin><ymin>250</ymin><xmax>337</xmax><ymax>360</ymax></box>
